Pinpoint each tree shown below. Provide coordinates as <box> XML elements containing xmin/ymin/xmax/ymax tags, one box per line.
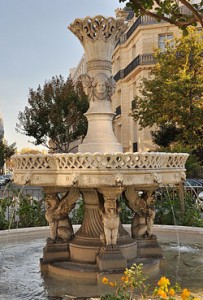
<box><xmin>16</xmin><ymin>76</ymin><xmax>89</xmax><ymax>153</ymax></box>
<box><xmin>119</xmin><ymin>0</ymin><xmax>203</xmax><ymax>30</ymax></box>
<box><xmin>130</xmin><ymin>27</ymin><xmax>203</xmax><ymax>150</ymax></box>
<box><xmin>0</xmin><ymin>140</ymin><xmax>16</xmax><ymax>170</ymax></box>
<box><xmin>151</xmin><ymin>124</ymin><xmax>183</xmax><ymax>148</ymax></box>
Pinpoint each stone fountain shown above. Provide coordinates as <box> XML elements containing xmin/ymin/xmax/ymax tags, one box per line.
<box><xmin>12</xmin><ymin>15</ymin><xmax>188</xmax><ymax>281</ymax></box>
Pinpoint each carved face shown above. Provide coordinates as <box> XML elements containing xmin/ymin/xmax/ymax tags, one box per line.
<box><xmin>96</xmin><ymin>80</ymin><xmax>106</xmax><ymax>94</ymax></box>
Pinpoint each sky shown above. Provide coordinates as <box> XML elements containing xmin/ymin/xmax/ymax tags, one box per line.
<box><xmin>0</xmin><ymin>0</ymin><xmax>125</xmax><ymax>151</ymax></box>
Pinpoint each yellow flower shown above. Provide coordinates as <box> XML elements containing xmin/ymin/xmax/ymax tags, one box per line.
<box><xmin>181</xmin><ymin>288</ymin><xmax>191</xmax><ymax>300</ymax></box>
<box><xmin>102</xmin><ymin>277</ymin><xmax>109</xmax><ymax>284</ymax></box>
<box><xmin>157</xmin><ymin>288</ymin><xmax>167</xmax><ymax>299</ymax></box>
<box><xmin>158</xmin><ymin>276</ymin><xmax>170</xmax><ymax>288</ymax></box>
<box><xmin>109</xmin><ymin>281</ymin><xmax>117</xmax><ymax>287</ymax></box>
<box><xmin>169</xmin><ymin>288</ymin><xmax>175</xmax><ymax>296</ymax></box>
<box><xmin>123</xmin><ymin>275</ymin><xmax>129</xmax><ymax>283</ymax></box>
<box><xmin>121</xmin><ymin>276</ymin><xmax>126</xmax><ymax>281</ymax></box>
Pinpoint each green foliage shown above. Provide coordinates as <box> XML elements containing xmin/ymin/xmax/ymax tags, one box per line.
<box><xmin>131</xmin><ymin>27</ymin><xmax>203</xmax><ymax>151</ymax></box>
<box><xmin>0</xmin><ymin>140</ymin><xmax>16</xmax><ymax>169</ymax></box>
<box><xmin>0</xmin><ymin>197</ymin><xmax>12</xmax><ymax>229</ymax></box>
<box><xmin>71</xmin><ymin>198</ymin><xmax>84</xmax><ymax>224</ymax></box>
<box><xmin>119</xmin><ymin>196</ymin><xmax>133</xmax><ymax>224</ymax></box>
<box><xmin>0</xmin><ymin>185</ymin><xmax>47</xmax><ymax>230</ymax></box>
<box><xmin>119</xmin><ymin>0</ymin><xmax>203</xmax><ymax>30</ymax></box>
<box><xmin>185</xmin><ymin>153</ymin><xmax>203</xmax><ymax>178</ymax></box>
<box><xmin>155</xmin><ymin>187</ymin><xmax>203</xmax><ymax>227</ymax></box>
<box><xmin>151</xmin><ymin>124</ymin><xmax>182</xmax><ymax>148</ymax></box>
<box><xmin>17</xmin><ymin>196</ymin><xmax>47</xmax><ymax>228</ymax></box>
<box><xmin>16</xmin><ymin>75</ymin><xmax>89</xmax><ymax>153</ymax></box>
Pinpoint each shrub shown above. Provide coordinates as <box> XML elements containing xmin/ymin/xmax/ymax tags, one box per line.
<box><xmin>0</xmin><ymin>185</ymin><xmax>47</xmax><ymax>229</ymax></box>
<box><xmin>155</xmin><ymin>188</ymin><xmax>203</xmax><ymax>227</ymax></box>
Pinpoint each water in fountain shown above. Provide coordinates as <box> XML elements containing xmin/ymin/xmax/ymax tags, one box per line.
<box><xmin>0</xmin><ymin>226</ymin><xmax>203</xmax><ymax>299</ymax></box>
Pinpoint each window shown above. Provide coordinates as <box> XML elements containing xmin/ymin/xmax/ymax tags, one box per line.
<box><xmin>115</xmin><ymin>105</ymin><xmax>121</xmax><ymax>116</ymax></box>
<box><xmin>133</xmin><ymin>142</ymin><xmax>138</xmax><ymax>152</ymax></box>
<box><xmin>158</xmin><ymin>34</ymin><xmax>173</xmax><ymax>52</ymax></box>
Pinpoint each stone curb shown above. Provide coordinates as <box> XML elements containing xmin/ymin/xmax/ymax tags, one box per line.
<box><xmin>0</xmin><ymin>224</ymin><xmax>203</xmax><ymax>235</ymax></box>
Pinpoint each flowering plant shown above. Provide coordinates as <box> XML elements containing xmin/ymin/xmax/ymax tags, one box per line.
<box><xmin>101</xmin><ymin>264</ymin><xmax>201</xmax><ymax>300</ymax></box>
<box><xmin>101</xmin><ymin>263</ymin><xmax>149</xmax><ymax>299</ymax></box>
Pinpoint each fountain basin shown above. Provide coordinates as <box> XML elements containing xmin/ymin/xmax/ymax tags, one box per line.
<box><xmin>0</xmin><ymin>225</ymin><xmax>203</xmax><ymax>299</ymax></box>
<box><xmin>12</xmin><ymin>152</ymin><xmax>188</xmax><ymax>188</ymax></box>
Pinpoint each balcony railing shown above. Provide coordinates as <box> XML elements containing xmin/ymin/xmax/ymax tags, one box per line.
<box><xmin>116</xmin><ymin>15</ymin><xmax>164</xmax><ymax>48</ymax></box>
<box><xmin>126</xmin><ymin>15</ymin><xmax>163</xmax><ymax>40</ymax></box>
<box><xmin>114</xmin><ymin>53</ymin><xmax>155</xmax><ymax>82</ymax></box>
<box><xmin>117</xmin><ymin>6</ymin><xmax>191</xmax><ymax>45</ymax></box>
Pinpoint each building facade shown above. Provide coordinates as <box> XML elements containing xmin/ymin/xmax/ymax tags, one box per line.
<box><xmin>112</xmin><ymin>12</ymin><xmax>181</xmax><ymax>152</ymax></box>
<box><xmin>69</xmin><ymin>54</ymin><xmax>87</xmax><ymax>84</ymax></box>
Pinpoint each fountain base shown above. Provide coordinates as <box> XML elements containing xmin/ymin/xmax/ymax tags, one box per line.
<box><xmin>40</xmin><ymin>236</ymin><xmax>162</xmax><ymax>280</ymax></box>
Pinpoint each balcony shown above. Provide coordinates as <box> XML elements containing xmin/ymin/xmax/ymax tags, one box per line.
<box><xmin>116</xmin><ymin>15</ymin><xmax>164</xmax><ymax>48</ymax></box>
<box><xmin>114</xmin><ymin>53</ymin><xmax>155</xmax><ymax>82</ymax></box>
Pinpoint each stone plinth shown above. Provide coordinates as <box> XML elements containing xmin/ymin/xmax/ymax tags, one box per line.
<box><xmin>96</xmin><ymin>246</ymin><xmax>127</xmax><ymax>271</ymax></box>
<box><xmin>43</xmin><ymin>242</ymin><xmax>70</xmax><ymax>263</ymax></box>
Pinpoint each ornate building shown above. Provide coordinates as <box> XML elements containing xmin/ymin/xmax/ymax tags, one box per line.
<box><xmin>112</xmin><ymin>10</ymin><xmax>181</xmax><ymax>152</ymax></box>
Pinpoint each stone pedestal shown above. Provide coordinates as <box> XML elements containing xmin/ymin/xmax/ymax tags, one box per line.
<box><xmin>42</xmin><ymin>242</ymin><xmax>70</xmax><ymax>263</ymax></box>
<box><xmin>96</xmin><ymin>246</ymin><xmax>127</xmax><ymax>271</ymax></box>
<box><xmin>137</xmin><ymin>238</ymin><xmax>162</xmax><ymax>258</ymax></box>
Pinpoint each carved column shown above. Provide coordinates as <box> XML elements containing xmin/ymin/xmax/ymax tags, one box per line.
<box><xmin>69</xmin><ymin>16</ymin><xmax>127</xmax><ymax>153</ymax></box>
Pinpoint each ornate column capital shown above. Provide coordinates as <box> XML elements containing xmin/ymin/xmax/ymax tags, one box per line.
<box><xmin>68</xmin><ymin>15</ymin><xmax>127</xmax><ymax>46</ymax></box>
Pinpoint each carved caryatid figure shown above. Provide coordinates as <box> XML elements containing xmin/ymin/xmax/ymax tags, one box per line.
<box><xmin>124</xmin><ymin>188</ymin><xmax>156</xmax><ymax>239</ymax></box>
<box><xmin>45</xmin><ymin>188</ymin><xmax>80</xmax><ymax>243</ymax></box>
<box><xmin>100</xmin><ymin>200</ymin><xmax>120</xmax><ymax>246</ymax></box>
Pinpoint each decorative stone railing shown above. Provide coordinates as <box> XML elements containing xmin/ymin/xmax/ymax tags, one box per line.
<box><xmin>12</xmin><ymin>152</ymin><xmax>188</xmax><ymax>170</ymax></box>
<box><xmin>12</xmin><ymin>152</ymin><xmax>188</xmax><ymax>189</ymax></box>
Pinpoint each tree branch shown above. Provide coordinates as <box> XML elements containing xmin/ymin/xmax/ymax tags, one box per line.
<box><xmin>130</xmin><ymin>0</ymin><xmax>202</xmax><ymax>27</ymax></box>
<box><xmin>139</xmin><ymin>8</ymin><xmax>197</xmax><ymax>27</ymax></box>
<box><xmin>179</xmin><ymin>0</ymin><xmax>203</xmax><ymax>27</ymax></box>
